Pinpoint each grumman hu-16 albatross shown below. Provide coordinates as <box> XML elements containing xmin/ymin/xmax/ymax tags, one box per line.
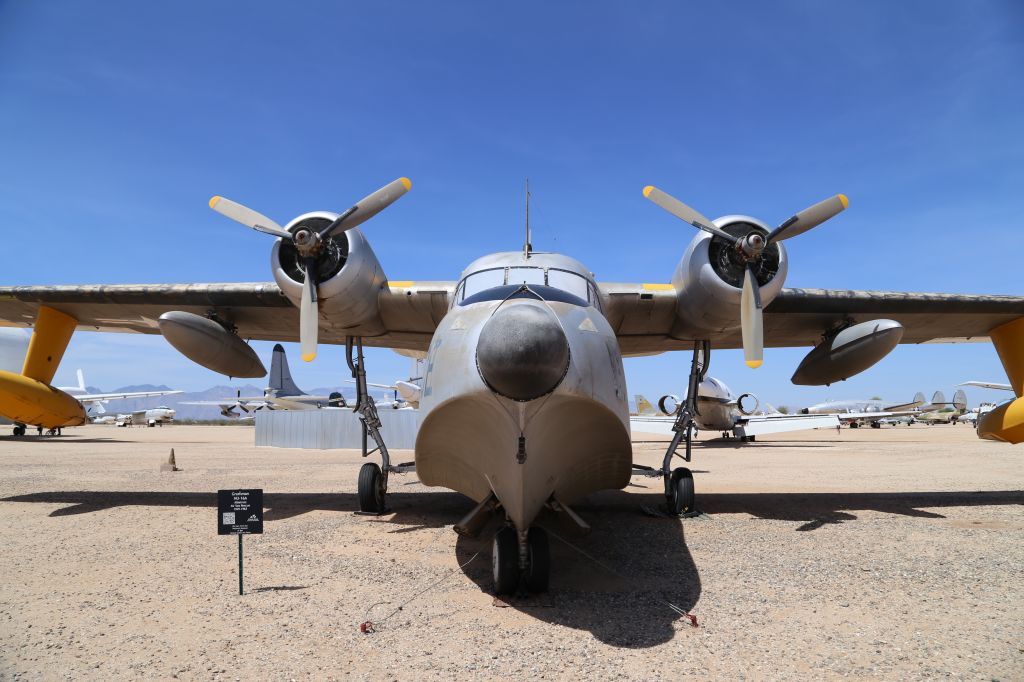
<box><xmin>2</xmin><ymin>178</ymin><xmax>1024</xmax><ymax>592</ymax></box>
<box><xmin>629</xmin><ymin>380</ymin><xmax>840</xmax><ymax>440</ymax></box>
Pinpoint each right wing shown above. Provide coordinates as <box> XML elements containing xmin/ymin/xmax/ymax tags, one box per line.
<box><xmin>960</xmin><ymin>381</ymin><xmax>1013</xmax><ymax>391</ymax></box>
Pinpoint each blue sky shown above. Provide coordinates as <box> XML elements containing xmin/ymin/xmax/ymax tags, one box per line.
<box><xmin>1</xmin><ymin>1</ymin><xmax>1021</xmax><ymax>407</ymax></box>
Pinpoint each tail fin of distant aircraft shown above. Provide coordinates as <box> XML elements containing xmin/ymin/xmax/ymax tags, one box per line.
<box><xmin>952</xmin><ymin>389</ymin><xmax>967</xmax><ymax>411</ymax></box>
<box><xmin>884</xmin><ymin>391</ymin><xmax>926</xmax><ymax>412</ymax></box>
<box><xmin>634</xmin><ymin>394</ymin><xmax>658</xmax><ymax>415</ymax></box>
<box><xmin>930</xmin><ymin>390</ymin><xmax>946</xmax><ymax>406</ymax></box>
<box><xmin>269</xmin><ymin>344</ymin><xmax>305</xmax><ymax>397</ymax></box>
<box><xmin>75</xmin><ymin>369</ymin><xmax>85</xmax><ymax>393</ymax></box>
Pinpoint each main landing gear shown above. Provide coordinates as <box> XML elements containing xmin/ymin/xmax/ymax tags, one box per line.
<box><xmin>492</xmin><ymin>525</ymin><xmax>550</xmax><ymax>595</ymax></box>
<box><xmin>658</xmin><ymin>340</ymin><xmax>708</xmax><ymax>516</ymax></box>
<box><xmin>347</xmin><ymin>337</ymin><xmax>414</xmax><ymax>515</ymax></box>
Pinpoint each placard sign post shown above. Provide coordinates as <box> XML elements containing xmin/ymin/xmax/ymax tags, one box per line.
<box><xmin>217</xmin><ymin>489</ymin><xmax>263</xmax><ymax>595</ymax></box>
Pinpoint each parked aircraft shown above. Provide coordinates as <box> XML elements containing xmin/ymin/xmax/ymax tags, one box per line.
<box><xmin>2</xmin><ymin>179</ymin><xmax>1024</xmax><ymax>592</ymax></box>
<box><xmin>912</xmin><ymin>390</ymin><xmax>969</xmax><ymax>425</ymax></box>
<box><xmin>629</xmin><ymin>381</ymin><xmax>838</xmax><ymax>440</ymax></box>
<box><xmin>0</xmin><ymin>316</ymin><xmax>181</xmax><ymax>436</ymax></box>
<box><xmin>116</xmin><ymin>406</ymin><xmax>177</xmax><ymax>427</ymax></box>
<box><xmin>182</xmin><ymin>343</ymin><xmax>339</xmax><ymax>417</ymax></box>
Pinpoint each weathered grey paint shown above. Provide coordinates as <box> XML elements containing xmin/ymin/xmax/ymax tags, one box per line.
<box><xmin>791</xmin><ymin>319</ymin><xmax>903</xmax><ymax>386</ymax></box>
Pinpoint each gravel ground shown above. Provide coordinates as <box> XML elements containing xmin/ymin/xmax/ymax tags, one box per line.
<box><xmin>0</xmin><ymin>423</ymin><xmax>1021</xmax><ymax>680</ymax></box>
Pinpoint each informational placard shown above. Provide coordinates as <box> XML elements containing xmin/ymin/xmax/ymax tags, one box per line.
<box><xmin>217</xmin><ymin>489</ymin><xmax>263</xmax><ymax>535</ymax></box>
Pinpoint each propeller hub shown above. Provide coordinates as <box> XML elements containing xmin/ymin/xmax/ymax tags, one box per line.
<box><xmin>293</xmin><ymin>228</ymin><xmax>322</xmax><ymax>257</ymax></box>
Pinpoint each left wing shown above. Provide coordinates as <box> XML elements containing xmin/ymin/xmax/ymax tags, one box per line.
<box><xmin>0</xmin><ymin>281</ymin><xmax>453</xmax><ymax>353</ymax></box>
<box><xmin>601</xmin><ymin>285</ymin><xmax>1024</xmax><ymax>355</ymax></box>
<box><xmin>78</xmin><ymin>389</ymin><xmax>182</xmax><ymax>404</ymax></box>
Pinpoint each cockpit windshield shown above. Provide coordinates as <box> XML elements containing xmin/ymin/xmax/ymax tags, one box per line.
<box><xmin>456</xmin><ymin>266</ymin><xmax>599</xmax><ymax>308</ymax></box>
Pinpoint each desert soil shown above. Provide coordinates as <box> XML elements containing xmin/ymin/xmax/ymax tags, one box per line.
<box><xmin>0</xmin><ymin>423</ymin><xmax>1021</xmax><ymax>680</ymax></box>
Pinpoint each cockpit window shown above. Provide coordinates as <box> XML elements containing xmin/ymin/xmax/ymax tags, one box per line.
<box><xmin>547</xmin><ymin>269</ymin><xmax>589</xmax><ymax>301</ymax></box>
<box><xmin>506</xmin><ymin>267</ymin><xmax>545</xmax><ymax>286</ymax></box>
<box><xmin>462</xmin><ymin>268</ymin><xmax>506</xmax><ymax>299</ymax></box>
<box><xmin>456</xmin><ymin>265</ymin><xmax>600</xmax><ymax>310</ymax></box>
<box><xmin>461</xmin><ymin>284</ymin><xmax>587</xmax><ymax>307</ymax></box>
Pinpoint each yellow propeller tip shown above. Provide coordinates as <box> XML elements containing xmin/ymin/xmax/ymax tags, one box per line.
<box><xmin>745</xmin><ymin>360</ymin><xmax>763</xmax><ymax>369</ymax></box>
<box><xmin>838</xmin><ymin>194</ymin><xmax>849</xmax><ymax>209</ymax></box>
<box><xmin>209</xmin><ymin>196</ymin><xmax>221</xmax><ymax>209</ymax></box>
<box><xmin>642</xmin><ymin>185</ymin><xmax>655</xmax><ymax>198</ymax></box>
<box><xmin>400</xmin><ymin>177</ymin><xmax>412</xmax><ymax>191</ymax></box>
<box><xmin>301</xmin><ymin>353</ymin><xmax>316</xmax><ymax>362</ymax></box>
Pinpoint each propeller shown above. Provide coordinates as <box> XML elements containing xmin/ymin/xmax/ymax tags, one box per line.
<box><xmin>643</xmin><ymin>185</ymin><xmax>848</xmax><ymax>367</ymax></box>
<box><xmin>210</xmin><ymin>177</ymin><xmax>412</xmax><ymax>362</ymax></box>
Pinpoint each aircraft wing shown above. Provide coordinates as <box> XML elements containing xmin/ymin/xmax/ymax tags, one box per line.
<box><xmin>600</xmin><ymin>285</ymin><xmax>1024</xmax><ymax>355</ymax></box>
<box><xmin>0</xmin><ymin>281</ymin><xmax>453</xmax><ymax>353</ymax></box>
<box><xmin>733</xmin><ymin>413</ymin><xmax>840</xmax><ymax>437</ymax></box>
<box><xmin>959</xmin><ymin>381</ymin><xmax>1014</xmax><ymax>391</ymax></box>
<box><xmin>78</xmin><ymin>389</ymin><xmax>182</xmax><ymax>403</ymax></box>
<box><xmin>834</xmin><ymin>410</ymin><xmax>917</xmax><ymax>422</ymax></box>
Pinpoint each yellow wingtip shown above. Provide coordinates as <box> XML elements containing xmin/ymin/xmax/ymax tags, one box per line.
<box><xmin>745</xmin><ymin>360</ymin><xmax>763</xmax><ymax>369</ymax></box>
<box><xmin>400</xmin><ymin>177</ymin><xmax>412</xmax><ymax>191</ymax></box>
<box><xmin>301</xmin><ymin>353</ymin><xmax>316</xmax><ymax>363</ymax></box>
<box><xmin>838</xmin><ymin>194</ymin><xmax>849</xmax><ymax>209</ymax></box>
<box><xmin>209</xmin><ymin>196</ymin><xmax>221</xmax><ymax>209</ymax></box>
<box><xmin>642</xmin><ymin>185</ymin><xmax>655</xmax><ymax>198</ymax></box>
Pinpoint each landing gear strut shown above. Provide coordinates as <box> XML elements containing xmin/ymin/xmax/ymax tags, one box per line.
<box><xmin>659</xmin><ymin>340</ymin><xmax>709</xmax><ymax>516</ymax></box>
<box><xmin>346</xmin><ymin>336</ymin><xmax>414</xmax><ymax>515</ymax></box>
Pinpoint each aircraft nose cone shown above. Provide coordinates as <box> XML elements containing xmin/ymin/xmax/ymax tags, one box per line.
<box><xmin>476</xmin><ymin>303</ymin><xmax>570</xmax><ymax>401</ymax></box>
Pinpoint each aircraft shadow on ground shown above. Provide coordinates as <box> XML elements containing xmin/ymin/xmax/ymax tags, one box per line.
<box><xmin>698</xmin><ymin>489</ymin><xmax>1024</xmax><ymax>530</ymax></box>
<box><xmin>5</xmin><ymin>487</ymin><xmax>1021</xmax><ymax>647</ymax></box>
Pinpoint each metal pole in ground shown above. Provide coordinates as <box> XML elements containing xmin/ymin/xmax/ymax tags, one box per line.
<box><xmin>238</xmin><ymin>534</ymin><xmax>244</xmax><ymax>595</ymax></box>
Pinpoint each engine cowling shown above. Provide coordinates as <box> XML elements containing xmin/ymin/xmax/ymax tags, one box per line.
<box><xmin>271</xmin><ymin>213</ymin><xmax>386</xmax><ymax>330</ymax></box>
<box><xmin>671</xmin><ymin>216</ymin><xmax>788</xmax><ymax>333</ymax></box>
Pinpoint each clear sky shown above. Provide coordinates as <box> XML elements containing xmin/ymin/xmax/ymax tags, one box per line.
<box><xmin>1</xmin><ymin>1</ymin><xmax>1021</xmax><ymax>408</ymax></box>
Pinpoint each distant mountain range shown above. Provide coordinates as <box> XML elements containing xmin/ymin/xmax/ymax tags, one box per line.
<box><xmin>83</xmin><ymin>384</ymin><xmax>395</xmax><ymax>420</ymax></box>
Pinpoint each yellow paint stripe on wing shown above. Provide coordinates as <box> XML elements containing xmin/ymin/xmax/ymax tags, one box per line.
<box><xmin>641</xmin><ymin>283</ymin><xmax>674</xmax><ymax>291</ymax></box>
<box><xmin>388</xmin><ymin>281</ymin><xmax>415</xmax><ymax>288</ymax></box>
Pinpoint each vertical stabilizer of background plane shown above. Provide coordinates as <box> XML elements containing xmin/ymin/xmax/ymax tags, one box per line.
<box><xmin>269</xmin><ymin>344</ymin><xmax>305</xmax><ymax>397</ymax></box>
<box><xmin>634</xmin><ymin>394</ymin><xmax>658</xmax><ymax>415</ymax></box>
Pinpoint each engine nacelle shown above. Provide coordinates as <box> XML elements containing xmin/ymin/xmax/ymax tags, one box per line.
<box><xmin>158</xmin><ymin>311</ymin><xmax>266</xmax><ymax>378</ymax></box>
<box><xmin>271</xmin><ymin>213</ymin><xmax>386</xmax><ymax>331</ymax></box>
<box><xmin>736</xmin><ymin>392</ymin><xmax>759</xmax><ymax>415</ymax></box>
<box><xmin>671</xmin><ymin>216</ymin><xmax>788</xmax><ymax>333</ymax></box>
<box><xmin>977</xmin><ymin>398</ymin><xmax>1024</xmax><ymax>443</ymax></box>
<box><xmin>791</xmin><ymin>319</ymin><xmax>903</xmax><ymax>386</ymax></box>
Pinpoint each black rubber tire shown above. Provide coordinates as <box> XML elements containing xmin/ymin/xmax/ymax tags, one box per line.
<box><xmin>524</xmin><ymin>527</ymin><xmax>550</xmax><ymax>593</ymax></box>
<box><xmin>357</xmin><ymin>462</ymin><xmax>386</xmax><ymax>513</ymax></box>
<box><xmin>492</xmin><ymin>526</ymin><xmax>520</xmax><ymax>595</ymax></box>
<box><xmin>669</xmin><ymin>467</ymin><xmax>695</xmax><ymax>515</ymax></box>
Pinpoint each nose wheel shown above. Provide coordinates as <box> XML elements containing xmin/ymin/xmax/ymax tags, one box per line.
<box><xmin>668</xmin><ymin>467</ymin><xmax>695</xmax><ymax>515</ymax></box>
<box><xmin>492</xmin><ymin>525</ymin><xmax>550</xmax><ymax>595</ymax></box>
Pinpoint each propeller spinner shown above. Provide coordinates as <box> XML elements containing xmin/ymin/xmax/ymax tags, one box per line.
<box><xmin>210</xmin><ymin>177</ymin><xmax>412</xmax><ymax>362</ymax></box>
<box><xmin>643</xmin><ymin>185</ymin><xmax>848</xmax><ymax>368</ymax></box>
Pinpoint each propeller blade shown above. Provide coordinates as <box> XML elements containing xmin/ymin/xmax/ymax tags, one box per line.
<box><xmin>209</xmin><ymin>196</ymin><xmax>293</xmax><ymax>240</ymax></box>
<box><xmin>740</xmin><ymin>266</ymin><xmax>764</xmax><ymax>368</ymax></box>
<box><xmin>299</xmin><ymin>257</ymin><xmax>319</xmax><ymax>362</ymax></box>
<box><xmin>321</xmin><ymin>177</ymin><xmax>412</xmax><ymax>238</ymax></box>
<box><xmin>767</xmin><ymin>194</ymin><xmax>848</xmax><ymax>243</ymax></box>
<box><xmin>642</xmin><ymin>186</ymin><xmax>738</xmax><ymax>243</ymax></box>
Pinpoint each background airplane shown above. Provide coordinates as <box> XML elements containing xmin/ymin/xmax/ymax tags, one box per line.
<box><xmin>629</xmin><ymin>378</ymin><xmax>839</xmax><ymax>441</ymax></box>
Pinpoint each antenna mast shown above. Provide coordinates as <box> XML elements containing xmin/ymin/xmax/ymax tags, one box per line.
<box><xmin>524</xmin><ymin>178</ymin><xmax>532</xmax><ymax>258</ymax></box>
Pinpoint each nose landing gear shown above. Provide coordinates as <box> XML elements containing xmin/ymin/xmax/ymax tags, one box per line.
<box><xmin>492</xmin><ymin>525</ymin><xmax>550</xmax><ymax>595</ymax></box>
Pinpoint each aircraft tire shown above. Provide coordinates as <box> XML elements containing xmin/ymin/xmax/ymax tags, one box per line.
<box><xmin>523</xmin><ymin>527</ymin><xmax>550</xmax><ymax>593</ymax></box>
<box><xmin>669</xmin><ymin>467</ymin><xmax>695</xmax><ymax>515</ymax></box>
<box><xmin>357</xmin><ymin>462</ymin><xmax>386</xmax><ymax>513</ymax></box>
<box><xmin>13</xmin><ymin>425</ymin><xmax>24</xmax><ymax>437</ymax></box>
<box><xmin>492</xmin><ymin>526</ymin><xmax>519</xmax><ymax>595</ymax></box>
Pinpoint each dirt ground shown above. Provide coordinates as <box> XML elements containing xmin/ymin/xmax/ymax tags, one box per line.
<box><xmin>0</xmin><ymin>423</ymin><xmax>1021</xmax><ymax>680</ymax></box>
